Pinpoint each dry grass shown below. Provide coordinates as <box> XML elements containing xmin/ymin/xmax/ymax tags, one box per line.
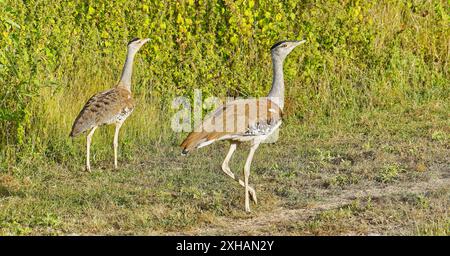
<box><xmin>0</xmin><ymin>102</ymin><xmax>448</xmax><ymax>235</ymax></box>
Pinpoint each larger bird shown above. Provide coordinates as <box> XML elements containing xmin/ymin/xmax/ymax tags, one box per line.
<box><xmin>70</xmin><ymin>38</ymin><xmax>150</xmax><ymax>172</ymax></box>
<box><xmin>181</xmin><ymin>40</ymin><xmax>306</xmax><ymax>212</ymax></box>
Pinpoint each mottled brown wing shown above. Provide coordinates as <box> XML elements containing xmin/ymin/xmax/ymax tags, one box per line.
<box><xmin>181</xmin><ymin>98</ymin><xmax>282</xmax><ymax>153</ymax></box>
<box><xmin>69</xmin><ymin>87</ymin><xmax>134</xmax><ymax>137</ymax></box>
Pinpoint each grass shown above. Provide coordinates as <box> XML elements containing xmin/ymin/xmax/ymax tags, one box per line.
<box><xmin>294</xmin><ymin>189</ymin><xmax>449</xmax><ymax>236</ymax></box>
<box><xmin>0</xmin><ymin>0</ymin><xmax>448</xmax><ymax>236</ymax></box>
<box><xmin>0</xmin><ymin>102</ymin><xmax>448</xmax><ymax>235</ymax></box>
<box><xmin>376</xmin><ymin>164</ymin><xmax>405</xmax><ymax>183</ymax></box>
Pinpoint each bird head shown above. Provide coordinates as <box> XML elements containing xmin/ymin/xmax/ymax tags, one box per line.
<box><xmin>127</xmin><ymin>37</ymin><xmax>150</xmax><ymax>54</ymax></box>
<box><xmin>270</xmin><ymin>39</ymin><xmax>306</xmax><ymax>60</ymax></box>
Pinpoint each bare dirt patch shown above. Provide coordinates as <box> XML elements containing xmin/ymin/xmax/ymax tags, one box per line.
<box><xmin>177</xmin><ymin>164</ymin><xmax>449</xmax><ymax>235</ymax></box>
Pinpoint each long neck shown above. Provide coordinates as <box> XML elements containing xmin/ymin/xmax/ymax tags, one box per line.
<box><xmin>118</xmin><ymin>49</ymin><xmax>136</xmax><ymax>90</ymax></box>
<box><xmin>268</xmin><ymin>55</ymin><xmax>285</xmax><ymax>109</ymax></box>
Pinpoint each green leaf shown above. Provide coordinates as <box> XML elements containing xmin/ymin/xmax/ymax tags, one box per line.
<box><xmin>3</xmin><ymin>17</ymin><xmax>21</xmax><ymax>29</ymax></box>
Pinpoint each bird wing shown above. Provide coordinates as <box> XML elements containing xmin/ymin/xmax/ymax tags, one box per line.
<box><xmin>70</xmin><ymin>87</ymin><xmax>134</xmax><ymax>137</ymax></box>
<box><xmin>180</xmin><ymin>98</ymin><xmax>282</xmax><ymax>153</ymax></box>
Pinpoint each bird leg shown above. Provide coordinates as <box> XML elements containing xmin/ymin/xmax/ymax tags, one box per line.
<box><xmin>113</xmin><ymin>122</ymin><xmax>123</xmax><ymax>169</ymax></box>
<box><xmin>86</xmin><ymin>126</ymin><xmax>97</xmax><ymax>172</ymax></box>
<box><xmin>243</xmin><ymin>143</ymin><xmax>260</xmax><ymax>212</ymax></box>
<box><xmin>221</xmin><ymin>143</ymin><xmax>257</xmax><ymax>203</ymax></box>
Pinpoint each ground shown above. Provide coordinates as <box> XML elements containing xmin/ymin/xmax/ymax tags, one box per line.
<box><xmin>0</xmin><ymin>105</ymin><xmax>448</xmax><ymax>235</ymax></box>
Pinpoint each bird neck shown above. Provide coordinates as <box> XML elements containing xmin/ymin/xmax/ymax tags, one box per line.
<box><xmin>118</xmin><ymin>49</ymin><xmax>137</xmax><ymax>91</ymax></box>
<box><xmin>268</xmin><ymin>55</ymin><xmax>285</xmax><ymax>109</ymax></box>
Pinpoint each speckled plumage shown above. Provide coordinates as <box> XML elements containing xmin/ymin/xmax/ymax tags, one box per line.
<box><xmin>180</xmin><ymin>98</ymin><xmax>282</xmax><ymax>153</ymax></box>
<box><xmin>70</xmin><ymin>37</ymin><xmax>149</xmax><ymax>171</ymax></box>
<box><xmin>70</xmin><ymin>85</ymin><xmax>134</xmax><ymax>137</ymax></box>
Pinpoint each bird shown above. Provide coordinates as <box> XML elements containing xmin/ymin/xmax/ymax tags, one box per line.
<box><xmin>70</xmin><ymin>37</ymin><xmax>150</xmax><ymax>172</ymax></box>
<box><xmin>180</xmin><ymin>40</ymin><xmax>306</xmax><ymax>212</ymax></box>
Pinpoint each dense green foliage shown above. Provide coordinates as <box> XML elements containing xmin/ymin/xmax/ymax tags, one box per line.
<box><xmin>1</xmin><ymin>0</ymin><xmax>448</xmax><ymax>164</ymax></box>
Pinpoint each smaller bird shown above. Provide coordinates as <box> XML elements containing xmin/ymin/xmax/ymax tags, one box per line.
<box><xmin>70</xmin><ymin>38</ymin><xmax>150</xmax><ymax>172</ymax></box>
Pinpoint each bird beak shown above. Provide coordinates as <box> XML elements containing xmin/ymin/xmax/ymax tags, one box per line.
<box><xmin>141</xmin><ymin>38</ymin><xmax>150</xmax><ymax>44</ymax></box>
<box><xmin>294</xmin><ymin>39</ymin><xmax>307</xmax><ymax>46</ymax></box>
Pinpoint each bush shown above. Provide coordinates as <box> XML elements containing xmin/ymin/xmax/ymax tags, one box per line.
<box><xmin>1</xmin><ymin>0</ymin><xmax>448</xmax><ymax>164</ymax></box>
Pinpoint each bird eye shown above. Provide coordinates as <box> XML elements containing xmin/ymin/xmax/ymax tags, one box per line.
<box><xmin>282</xmin><ymin>44</ymin><xmax>288</xmax><ymax>48</ymax></box>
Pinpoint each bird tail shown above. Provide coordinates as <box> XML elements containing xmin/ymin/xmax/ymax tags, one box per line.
<box><xmin>180</xmin><ymin>131</ymin><xmax>206</xmax><ymax>156</ymax></box>
<box><xmin>181</xmin><ymin>149</ymin><xmax>189</xmax><ymax>156</ymax></box>
<box><xmin>69</xmin><ymin>129</ymin><xmax>80</xmax><ymax>138</ymax></box>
